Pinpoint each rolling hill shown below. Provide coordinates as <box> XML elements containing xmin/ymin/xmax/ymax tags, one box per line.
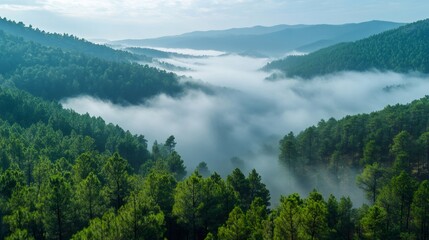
<box><xmin>264</xmin><ymin>19</ymin><xmax>429</xmax><ymax>78</ymax></box>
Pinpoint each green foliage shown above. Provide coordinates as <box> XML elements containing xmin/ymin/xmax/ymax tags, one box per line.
<box><xmin>143</xmin><ymin>170</ymin><xmax>177</xmax><ymax>217</ymax></box>
<box><xmin>226</xmin><ymin>168</ymin><xmax>270</xmax><ymax>211</ymax></box>
<box><xmin>74</xmin><ymin>172</ymin><xmax>105</xmax><ymax>226</ymax></box>
<box><xmin>279</xmin><ymin>96</ymin><xmax>429</xmax><ymax>183</ymax></box>
<box><xmin>0</xmin><ymin>87</ymin><xmax>150</xmax><ymax>169</ymax></box>
<box><xmin>300</xmin><ymin>191</ymin><xmax>329</xmax><ymax>240</ymax></box>
<box><xmin>336</xmin><ymin>197</ymin><xmax>355</xmax><ymax>240</ymax></box>
<box><xmin>0</xmin><ymin>17</ymin><xmax>145</xmax><ymax>62</ymax></box>
<box><xmin>265</xmin><ymin>19</ymin><xmax>429</xmax><ymax>78</ymax></box>
<box><xmin>273</xmin><ymin>193</ymin><xmax>302</xmax><ymax>240</ymax></box>
<box><xmin>0</xmin><ymin>27</ymin><xmax>428</xmax><ymax>239</ymax></box>
<box><xmin>217</xmin><ymin>206</ymin><xmax>249</xmax><ymax>240</ymax></box>
<box><xmin>227</xmin><ymin>168</ymin><xmax>250</xmax><ymax>209</ymax></box>
<box><xmin>279</xmin><ymin>132</ymin><xmax>298</xmax><ymax>170</ymax></box>
<box><xmin>391</xmin><ymin>131</ymin><xmax>415</xmax><ymax>173</ymax></box>
<box><xmin>246</xmin><ymin>198</ymin><xmax>268</xmax><ymax>239</ymax></box>
<box><xmin>390</xmin><ymin>171</ymin><xmax>418</xmax><ymax>233</ymax></box>
<box><xmin>248</xmin><ymin>169</ymin><xmax>271</xmax><ymax>210</ymax></box>
<box><xmin>356</xmin><ymin>163</ymin><xmax>385</xmax><ymax>203</ymax></box>
<box><xmin>166</xmin><ymin>151</ymin><xmax>187</xmax><ymax>181</ymax></box>
<box><xmin>360</xmin><ymin>205</ymin><xmax>387</xmax><ymax>240</ymax></box>
<box><xmin>411</xmin><ymin>180</ymin><xmax>429</xmax><ymax>240</ymax></box>
<box><xmin>0</xmin><ymin>30</ymin><xmax>183</xmax><ymax>104</ymax></box>
<box><xmin>102</xmin><ymin>153</ymin><xmax>131</xmax><ymax>211</ymax></box>
<box><xmin>117</xmin><ymin>191</ymin><xmax>165</xmax><ymax>240</ymax></box>
<box><xmin>172</xmin><ymin>171</ymin><xmax>205</xmax><ymax>239</ymax></box>
<box><xmin>41</xmin><ymin>174</ymin><xmax>73</xmax><ymax>240</ymax></box>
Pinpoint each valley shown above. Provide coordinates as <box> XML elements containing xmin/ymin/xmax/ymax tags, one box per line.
<box><xmin>0</xmin><ymin>4</ymin><xmax>428</xmax><ymax>239</ymax></box>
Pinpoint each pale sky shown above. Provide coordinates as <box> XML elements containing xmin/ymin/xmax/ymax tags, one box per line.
<box><xmin>0</xmin><ymin>0</ymin><xmax>427</xmax><ymax>40</ymax></box>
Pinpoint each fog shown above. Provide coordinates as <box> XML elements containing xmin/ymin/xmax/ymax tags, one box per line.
<box><xmin>62</xmin><ymin>53</ymin><xmax>429</xmax><ymax>205</ymax></box>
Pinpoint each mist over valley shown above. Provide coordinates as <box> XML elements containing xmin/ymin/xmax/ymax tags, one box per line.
<box><xmin>1</xmin><ymin>5</ymin><xmax>429</xmax><ymax>238</ymax></box>
<box><xmin>63</xmin><ymin>52</ymin><xmax>429</xmax><ymax>204</ymax></box>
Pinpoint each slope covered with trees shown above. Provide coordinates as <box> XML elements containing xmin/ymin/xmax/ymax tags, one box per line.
<box><xmin>0</xmin><ymin>17</ymin><xmax>145</xmax><ymax>62</ymax></box>
<box><xmin>0</xmin><ymin>17</ymin><xmax>428</xmax><ymax>240</ymax></box>
<box><xmin>1</xmin><ymin>81</ymin><xmax>428</xmax><ymax>239</ymax></box>
<box><xmin>265</xmin><ymin>19</ymin><xmax>429</xmax><ymax>78</ymax></box>
<box><xmin>279</xmin><ymin>96</ymin><xmax>429</xmax><ymax>177</ymax></box>
<box><xmin>278</xmin><ymin>96</ymin><xmax>429</xmax><ymax>239</ymax></box>
<box><xmin>0</xmin><ymin>30</ymin><xmax>183</xmax><ymax>104</ymax></box>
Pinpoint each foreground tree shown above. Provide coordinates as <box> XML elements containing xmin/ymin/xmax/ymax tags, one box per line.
<box><xmin>41</xmin><ymin>174</ymin><xmax>73</xmax><ymax>240</ymax></box>
<box><xmin>411</xmin><ymin>180</ymin><xmax>429</xmax><ymax>240</ymax></box>
<box><xmin>74</xmin><ymin>172</ymin><xmax>105</xmax><ymax>227</ymax></box>
<box><xmin>248</xmin><ymin>169</ymin><xmax>271</xmax><ymax>210</ymax></box>
<box><xmin>217</xmin><ymin>206</ymin><xmax>249</xmax><ymax>240</ymax></box>
<box><xmin>117</xmin><ymin>191</ymin><xmax>165</xmax><ymax>240</ymax></box>
<box><xmin>299</xmin><ymin>191</ymin><xmax>328</xmax><ymax>240</ymax></box>
<box><xmin>246</xmin><ymin>198</ymin><xmax>268</xmax><ymax>239</ymax></box>
<box><xmin>172</xmin><ymin>172</ymin><xmax>204</xmax><ymax>240</ymax></box>
<box><xmin>227</xmin><ymin>168</ymin><xmax>250</xmax><ymax>210</ymax></box>
<box><xmin>102</xmin><ymin>152</ymin><xmax>131</xmax><ymax>211</ymax></box>
<box><xmin>274</xmin><ymin>193</ymin><xmax>302</xmax><ymax>240</ymax></box>
<box><xmin>360</xmin><ymin>205</ymin><xmax>387</xmax><ymax>240</ymax></box>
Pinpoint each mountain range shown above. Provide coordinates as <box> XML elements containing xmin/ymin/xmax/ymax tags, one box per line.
<box><xmin>113</xmin><ymin>21</ymin><xmax>404</xmax><ymax>57</ymax></box>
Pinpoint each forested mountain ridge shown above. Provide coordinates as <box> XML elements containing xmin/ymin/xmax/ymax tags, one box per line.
<box><xmin>114</xmin><ymin>21</ymin><xmax>403</xmax><ymax>57</ymax></box>
<box><xmin>0</xmin><ymin>17</ymin><xmax>145</xmax><ymax>62</ymax></box>
<box><xmin>265</xmin><ymin>19</ymin><xmax>429</xmax><ymax>78</ymax></box>
<box><xmin>0</xmin><ymin>29</ymin><xmax>184</xmax><ymax>104</ymax></box>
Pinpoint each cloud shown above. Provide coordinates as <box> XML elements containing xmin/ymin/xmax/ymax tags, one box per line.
<box><xmin>62</xmin><ymin>53</ymin><xmax>429</xmax><ymax>205</ymax></box>
<box><xmin>2</xmin><ymin>0</ymin><xmax>429</xmax><ymax>39</ymax></box>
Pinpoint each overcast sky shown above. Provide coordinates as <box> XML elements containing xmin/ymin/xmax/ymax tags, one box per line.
<box><xmin>0</xmin><ymin>0</ymin><xmax>427</xmax><ymax>40</ymax></box>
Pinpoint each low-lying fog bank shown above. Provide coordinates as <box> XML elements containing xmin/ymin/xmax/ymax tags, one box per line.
<box><xmin>62</xmin><ymin>53</ymin><xmax>429</xmax><ymax>205</ymax></box>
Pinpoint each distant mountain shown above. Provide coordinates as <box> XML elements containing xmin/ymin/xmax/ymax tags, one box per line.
<box><xmin>0</xmin><ymin>17</ymin><xmax>146</xmax><ymax>62</ymax></box>
<box><xmin>113</xmin><ymin>21</ymin><xmax>404</xmax><ymax>57</ymax></box>
<box><xmin>264</xmin><ymin>19</ymin><xmax>429</xmax><ymax>78</ymax></box>
<box><xmin>125</xmin><ymin>47</ymin><xmax>198</xmax><ymax>59</ymax></box>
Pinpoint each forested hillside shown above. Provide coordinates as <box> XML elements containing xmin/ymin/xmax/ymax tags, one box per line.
<box><xmin>0</xmin><ymin>15</ymin><xmax>428</xmax><ymax>240</ymax></box>
<box><xmin>0</xmin><ymin>17</ymin><xmax>144</xmax><ymax>62</ymax></box>
<box><xmin>278</xmin><ymin>96</ymin><xmax>429</xmax><ymax>239</ymax></box>
<box><xmin>0</xmin><ymin>83</ymin><xmax>428</xmax><ymax>239</ymax></box>
<box><xmin>280</xmin><ymin>96</ymin><xmax>429</xmax><ymax>175</ymax></box>
<box><xmin>0</xmin><ymin>30</ymin><xmax>183</xmax><ymax>104</ymax></box>
<box><xmin>265</xmin><ymin>19</ymin><xmax>429</xmax><ymax>78</ymax></box>
<box><xmin>0</xmin><ymin>87</ymin><xmax>150</xmax><ymax>171</ymax></box>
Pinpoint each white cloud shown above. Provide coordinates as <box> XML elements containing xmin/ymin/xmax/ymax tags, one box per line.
<box><xmin>1</xmin><ymin>0</ymin><xmax>428</xmax><ymax>42</ymax></box>
<box><xmin>0</xmin><ymin>4</ymin><xmax>42</xmax><ymax>11</ymax></box>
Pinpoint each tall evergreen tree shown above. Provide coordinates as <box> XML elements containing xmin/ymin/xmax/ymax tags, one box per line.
<box><xmin>102</xmin><ymin>152</ymin><xmax>130</xmax><ymax>211</ymax></box>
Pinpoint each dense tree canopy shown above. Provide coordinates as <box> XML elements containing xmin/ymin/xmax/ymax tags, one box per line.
<box><xmin>0</xmin><ymin>17</ymin><xmax>147</xmax><ymax>62</ymax></box>
<box><xmin>0</xmin><ymin>16</ymin><xmax>429</xmax><ymax>240</ymax></box>
<box><xmin>0</xmin><ymin>85</ymin><xmax>429</xmax><ymax>239</ymax></box>
<box><xmin>265</xmin><ymin>19</ymin><xmax>429</xmax><ymax>78</ymax></box>
<box><xmin>0</xmin><ymin>29</ymin><xmax>183</xmax><ymax>104</ymax></box>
